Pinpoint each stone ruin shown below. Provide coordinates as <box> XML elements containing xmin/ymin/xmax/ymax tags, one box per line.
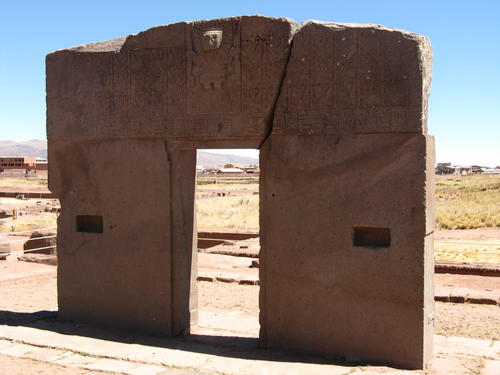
<box><xmin>46</xmin><ymin>16</ymin><xmax>435</xmax><ymax>369</ymax></box>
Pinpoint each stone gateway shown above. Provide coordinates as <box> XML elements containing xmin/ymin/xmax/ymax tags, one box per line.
<box><xmin>46</xmin><ymin>16</ymin><xmax>435</xmax><ymax>369</ymax></box>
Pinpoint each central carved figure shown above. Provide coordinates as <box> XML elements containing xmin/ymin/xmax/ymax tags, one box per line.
<box><xmin>202</xmin><ymin>29</ymin><xmax>223</xmax><ymax>50</ymax></box>
<box><xmin>187</xmin><ymin>22</ymin><xmax>241</xmax><ymax>119</ymax></box>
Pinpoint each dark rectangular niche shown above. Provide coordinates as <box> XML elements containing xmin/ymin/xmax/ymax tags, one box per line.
<box><xmin>353</xmin><ymin>227</ymin><xmax>390</xmax><ymax>248</ymax></box>
<box><xmin>76</xmin><ymin>215</ymin><xmax>103</xmax><ymax>233</ymax></box>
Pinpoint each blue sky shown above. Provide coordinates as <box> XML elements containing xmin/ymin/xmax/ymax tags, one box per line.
<box><xmin>0</xmin><ymin>0</ymin><xmax>498</xmax><ymax>165</ymax></box>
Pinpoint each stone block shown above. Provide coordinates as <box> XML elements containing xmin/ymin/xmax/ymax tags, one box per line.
<box><xmin>51</xmin><ymin>138</ymin><xmax>174</xmax><ymax>335</ymax></box>
<box><xmin>259</xmin><ymin>133</ymin><xmax>434</xmax><ymax>369</ymax></box>
<box><xmin>46</xmin><ymin>16</ymin><xmax>296</xmax><ymax>145</ymax></box>
<box><xmin>273</xmin><ymin>21</ymin><xmax>432</xmax><ymax>135</ymax></box>
<box><xmin>47</xmin><ymin>15</ymin><xmax>434</xmax><ymax>370</ymax></box>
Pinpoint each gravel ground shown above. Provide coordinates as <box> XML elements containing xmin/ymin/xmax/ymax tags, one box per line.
<box><xmin>1</xmin><ymin>259</ymin><xmax>499</xmax><ymax>342</ymax></box>
<box><xmin>198</xmin><ymin>280</ymin><xmax>259</xmax><ymax>313</ymax></box>
<box><xmin>198</xmin><ymin>281</ymin><xmax>500</xmax><ymax>341</ymax></box>
<box><xmin>0</xmin><ymin>260</ymin><xmax>57</xmax><ymax>314</ymax></box>
<box><xmin>435</xmin><ymin>302</ymin><xmax>500</xmax><ymax>340</ymax></box>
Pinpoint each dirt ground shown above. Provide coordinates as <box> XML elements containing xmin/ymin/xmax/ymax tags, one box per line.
<box><xmin>435</xmin><ymin>302</ymin><xmax>500</xmax><ymax>340</ymax></box>
<box><xmin>435</xmin><ymin>227</ymin><xmax>500</xmax><ymax>242</ymax></box>
<box><xmin>1</xmin><ymin>173</ymin><xmax>499</xmax><ymax>375</ymax></box>
<box><xmin>199</xmin><ymin>281</ymin><xmax>500</xmax><ymax>341</ymax></box>
<box><xmin>0</xmin><ymin>354</ymin><xmax>117</xmax><ymax>375</ymax></box>
<box><xmin>1</xmin><ymin>258</ymin><xmax>499</xmax><ymax>342</ymax></box>
<box><xmin>198</xmin><ymin>280</ymin><xmax>259</xmax><ymax>314</ymax></box>
<box><xmin>0</xmin><ymin>261</ymin><xmax>58</xmax><ymax>313</ymax></box>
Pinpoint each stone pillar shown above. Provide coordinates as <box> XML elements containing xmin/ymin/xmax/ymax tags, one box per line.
<box><xmin>167</xmin><ymin>144</ymin><xmax>198</xmax><ymax>335</ymax></box>
<box><xmin>50</xmin><ymin>139</ymin><xmax>173</xmax><ymax>334</ymax></box>
<box><xmin>260</xmin><ymin>134</ymin><xmax>435</xmax><ymax>368</ymax></box>
<box><xmin>46</xmin><ymin>15</ymin><xmax>295</xmax><ymax>337</ymax></box>
<box><xmin>259</xmin><ymin>21</ymin><xmax>434</xmax><ymax>369</ymax></box>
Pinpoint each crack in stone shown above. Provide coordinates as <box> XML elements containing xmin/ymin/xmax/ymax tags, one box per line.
<box><xmin>258</xmin><ymin>27</ymin><xmax>297</xmax><ymax>150</ymax></box>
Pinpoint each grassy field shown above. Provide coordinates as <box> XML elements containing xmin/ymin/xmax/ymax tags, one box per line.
<box><xmin>434</xmin><ymin>241</ymin><xmax>500</xmax><ymax>264</ymax></box>
<box><xmin>195</xmin><ymin>174</ymin><xmax>500</xmax><ymax>264</ymax></box>
<box><xmin>1</xmin><ymin>173</ymin><xmax>499</xmax><ymax>263</ymax></box>
<box><xmin>196</xmin><ymin>174</ymin><xmax>500</xmax><ymax>231</ymax></box>
<box><xmin>0</xmin><ymin>212</ymin><xmax>57</xmax><ymax>233</ymax></box>
<box><xmin>197</xmin><ymin>195</ymin><xmax>259</xmax><ymax>229</ymax></box>
<box><xmin>436</xmin><ymin>175</ymin><xmax>500</xmax><ymax>230</ymax></box>
<box><xmin>3</xmin><ymin>174</ymin><xmax>496</xmax><ymax>232</ymax></box>
<box><xmin>0</xmin><ymin>177</ymin><xmax>48</xmax><ymax>187</ymax></box>
<box><xmin>197</xmin><ymin>176</ymin><xmax>259</xmax><ymax>191</ymax></box>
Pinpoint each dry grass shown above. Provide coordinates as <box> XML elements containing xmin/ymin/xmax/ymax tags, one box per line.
<box><xmin>196</xmin><ymin>174</ymin><xmax>500</xmax><ymax>264</ymax></box>
<box><xmin>1</xmin><ymin>172</ymin><xmax>498</xmax><ymax>263</ymax></box>
<box><xmin>436</xmin><ymin>175</ymin><xmax>500</xmax><ymax>230</ymax></box>
<box><xmin>195</xmin><ymin>174</ymin><xmax>500</xmax><ymax>232</ymax></box>
<box><xmin>0</xmin><ymin>213</ymin><xmax>57</xmax><ymax>233</ymax></box>
<box><xmin>197</xmin><ymin>176</ymin><xmax>259</xmax><ymax>191</ymax></box>
<box><xmin>435</xmin><ymin>241</ymin><xmax>500</xmax><ymax>264</ymax></box>
<box><xmin>197</xmin><ymin>195</ymin><xmax>259</xmax><ymax>230</ymax></box>
<box><xmin>197</xmin><ymin>183</ymin><xmax>258</xmax><ymax>191</ymax></box>
<box><xmin>0</xmin><ymin>177</ymin><xmax>48</xmax><ymax>187</ymax></box>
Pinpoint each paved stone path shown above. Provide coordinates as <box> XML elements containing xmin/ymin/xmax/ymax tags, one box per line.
<box><xmin>1</xmin><ymin>255</ymin><xmax>499</xmax><ymax>373</ymax></box>
<box><xmin>0</xmin><ymin>314</ymin><xmax>498</xmax><ymax>375</ymax></box>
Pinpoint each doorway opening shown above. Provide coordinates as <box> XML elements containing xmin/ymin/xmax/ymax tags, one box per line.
<box><xmin>191</xmin><ymin>149</ymin><xmax>260</xmax><ymax>338</ymax></box>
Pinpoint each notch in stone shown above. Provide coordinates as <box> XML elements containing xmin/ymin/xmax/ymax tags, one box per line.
<box><xmin>353</xmin><ymin>227</ymin><xmax>391</xmax><ymax>248</ymax></box>
<box><xmin>76</xmin><ymin>215</ymin><xmax>103</xmax><ymax>233</ymax></box>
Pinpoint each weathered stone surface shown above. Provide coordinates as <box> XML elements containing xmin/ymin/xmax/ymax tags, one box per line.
<box><xmin>273</xmin><ymin>21</ymin><xmax>432</xmax><ymax>135</ymax></box>
<box><xmin>47</xmin><ymin>16</ymin><xmax>434</xmax><ymax>370</ymax></box>
<box><xmin>23</xmin><ymin>231</ymin><xmax>56</xmax><ymax>255</ymax></box>
<box><xmin>18</xmin><ymin>254</ymin><xmax>58</xmax><ymax>266</ymax></box>
<box><xmin>50</xmin><ymin>138</ymin><xmax>173</xmax><ymax>334</ymax></box>
<box><xmin>46</xmin><ymin>16</ymin><xmax>296</xmax><ymax>146</ymax></box>
<box><xmin>259</xmin><ymin>133</ymin><xmax>434</xmax><ymax>369</ymax></box>
<box><xmin>257</xmin><ymin>20</ymin><xmax>433</xmax><ymax>369</ymax></box>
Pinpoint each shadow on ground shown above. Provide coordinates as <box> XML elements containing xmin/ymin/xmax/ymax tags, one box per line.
<box><xmin>0</xmin><ymin>310</ymin><xmax>375</xmax><ymax>368</ymax></box>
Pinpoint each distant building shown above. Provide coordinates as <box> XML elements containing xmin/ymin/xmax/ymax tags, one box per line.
<box><xmin>481</xmin><ymin>168</ymin><xmax>500</xmax><ymax>174</ymax></box>
<box><xmin>234</xmin><ymin>164</ymin><xmax>259</xmax><ymax>172</ymax></box>
<box><xmin>217</xmin><ymin>167</ymin><xmax>244</xmax><ymax>174</ymax></box>
<box><xmin>35</xmin><ymin>157</ymin><xmax>48</xmax><ymax>170</ymax></box>
<box><xmin>199</xmin><ymin>164</ymin><xmax>258</xmax><ymax>175</ymax></box>
<box><xmin>0</xmin><ymin>156</ymin><xmax>37</xmax><ymax>172</ymax></box>
<box><xmin>246</xmin><ymin>167</ymin><xmax>260</xmax><ymax>174</ymax></box>
<box><xmin>470</xmin><ymin>165</ymin><xmax>483</xmax><ymax>174</ymax></box>
<box><xmin>435</xmin><ymin>163</ymin><xmax>454</xmax><ymax>175</ymax></box>
<box><xmin>435</xmin><ymin>163</ymin><xmax>499</xmax><ymax>176</ymax></box>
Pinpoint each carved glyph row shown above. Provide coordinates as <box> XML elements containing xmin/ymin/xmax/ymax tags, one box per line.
<box><xmin>273</xmin><ymin>107</ymin><xmax>421</xmax><ymax>134</ymax></box>
<box><xmin>47</xmin><ymin>112</ymin><xmax>268</xmax><ymax>139</ymax></box>
<box><xmin>47</xmin><ymin>19</ymin><xmax>427</xmax><ymax>139</ymax></box>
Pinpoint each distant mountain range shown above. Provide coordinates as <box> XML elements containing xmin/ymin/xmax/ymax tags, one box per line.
<box><xmin>0</xmin><ymin>140</ymin><xmax>258</xmax><ymax>168</ymax></box>
<box><xmin>196</xmin><ymin>152</ymin><xmax>258</xmax><ymax>168</ymax></box>
<box><xmin>0</xmin><ymin>140</ymin><xmax>48</xmax><ymax>158</ymax></box>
